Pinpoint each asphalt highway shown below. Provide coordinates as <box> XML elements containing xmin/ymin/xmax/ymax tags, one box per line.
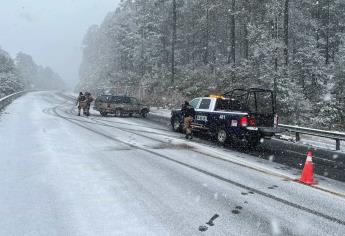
<box><xmin>0</xmin><ymin>91</ymin><xmax>345</xmax><ymax>235</ymax></box>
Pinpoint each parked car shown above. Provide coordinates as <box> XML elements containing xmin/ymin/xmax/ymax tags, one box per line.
<box><xmin>93</xmin><ymin>95</ymin><xmax>150</xmax><ymax>118</ymax></box>
<box><xmin>170</xmin><ymin>88</ymin><xmax>281</xmax><ymax>147</ymax></box>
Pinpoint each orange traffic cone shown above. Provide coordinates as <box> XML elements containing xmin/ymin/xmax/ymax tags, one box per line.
<box><xmin>299</xmin><ymin>151</ymin><xmax>317</xmax><ymax>185</ymax></box>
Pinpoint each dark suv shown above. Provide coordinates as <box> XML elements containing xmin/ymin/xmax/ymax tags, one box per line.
<box><xmin>94</xmin><ymin>95</ymin><xmax>150</xmax><ymax>117</ymax></box>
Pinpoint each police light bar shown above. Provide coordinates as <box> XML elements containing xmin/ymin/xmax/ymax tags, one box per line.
<box><xmin>209</xmin><ymin>95</ymin><xmax>225</xmax><ymax>99</ymax></box>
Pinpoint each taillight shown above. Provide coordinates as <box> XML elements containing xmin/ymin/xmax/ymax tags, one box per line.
<box><xmin>274</xmin><ymin>114</ymin><xmax>279</xmax><ymax>127</ymax></box>
<box><xmin>240</xmin><ymin>116</ymin><xmax>248</xmax><ymax>127</ymax></box>
<box><xmin>249</xmin><ymin>115</ymin><xmax>256</xmax><ymax>126</ymax></box>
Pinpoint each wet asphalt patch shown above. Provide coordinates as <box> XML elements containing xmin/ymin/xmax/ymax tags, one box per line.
<box><xmin>103</xmin><ymin>146</ymin><xmax>133</xmax><ymax>151</ymax></box>
<box><xmin>231</xmin><ymin>205</ymin><xmax>244</xmax><ymax>215</ymax></box>
<box><xmin>274</xmin><ymin>166</ymin><xmax>292</xmax><ymax>171</ymax></box>
<box><xmin>268</xmin><ymin>185</ymin><xmax>279</xmax><ymax>190</ymax></box>
<box><xmin>231</xmin><ymin>209</ymin><xmax>240</xmax><ymax>214</ymax></box>
<box><xmin>206</xmin><ymin>214</ymin><xmax>219</xmax><ymax>226</ymax></box>
<box><xmin>146</xmin><ymin>143</ymin><xmax>193</xmax><ymax>150</ymax></box>
<box><xmin>198</xmin><ymin>225</ymin><xmax>208</xmax><ymax>232</ymax></box>
<box><xmin>199</xmin><ymin>214</ymin><xmax>220</xmax><ymax>232</ymax></box>
<box><xmin>241</xmin><ymin>191</ymin><xmax>255</xmax><ymax>195</ymax></box>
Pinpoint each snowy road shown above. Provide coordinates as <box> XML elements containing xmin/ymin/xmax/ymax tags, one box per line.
<box><xmin>1</xmin><ymin>91</ymin><xmax>345</xmax><ymax>235</ymax></box>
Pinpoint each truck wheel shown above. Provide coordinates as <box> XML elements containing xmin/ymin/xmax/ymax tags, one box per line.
<box><xmin>172</xmin><ymin>116</ymin><xmax>182</xmax><ymax>132</ymax></box>
<box><xmin>115</xmin><ymin>109</ymin><xmax>122</xmax><ymax>117</ymax></box>
<box><xmin>100</xmin><ymin>112</ymin><xmax>108</xmax><ymax>117</ymax></box>
<box><xmin>217</xmin><ymin>128</ymin><xmax>228</xmax><ymax>144</ymax></box>
<box><xmin>141</xmin><ymin>110</ymin><xmax>148</xmax><ymax>118</ymax></box>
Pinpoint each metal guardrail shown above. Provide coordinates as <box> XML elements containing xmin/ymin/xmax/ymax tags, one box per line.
<box><xmin>279</xmin><ymin>124</ymin><xmax>345</xmax><ymax>151</ymax></box>
<box><xmin>0</xmin><ymin>91</ymin><xmax>27</xmax><ymax>110</ymax></box>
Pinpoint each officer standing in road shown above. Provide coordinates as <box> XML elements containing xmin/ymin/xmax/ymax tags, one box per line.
<box><xmin>181</xmin><ymin>101</ymin><xmax>195</xmax><ymax>140</ymax></box>
<box><xmin>76</xmin><ymin>92</ymin><xmax>86</xmax><ymax>116</ymax></box>
<box><xmin>84</xmin><ymin>92</ymin><xmax>95</xmax><ymax>116</ymax></box>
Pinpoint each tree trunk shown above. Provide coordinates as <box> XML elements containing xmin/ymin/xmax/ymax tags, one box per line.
<box><xmin>204</xmin><ymin>5</ymin><xmax>210</xmax><ymax>65</ymax></box>
<box><xmin>243</xmin><ymin>0</ymin><xmax>251</xmax><ymax>60</ymax></box>
<box><xmin>140</xmin><ymin>27</ymin><xmax>145</xmax><ymax>77</ymax></box>
<box><xmin>228</xmin><ymin>0</ymin><xmax>236</xmax><ymax>64</ymax></box>
<box><xmin>316</xmin><ymin>1</ymin><xmax>320</xmax><ymax>48</ymax></box>
<box><xmin>325</xmin><ymin>0</ymin><xmax>330</xmax><ymax>65</ymax></box>
<box><xmin>231</xmin><ymin>0</ymin><xmax>236</xmax><ymax>64</ymax></box>
<box><xmin>274</xmin><ymin>14</ymin><xmax>278</xmax><ymax>101</ymax></box>
<box><xmin>283</xmin><ymin>0</ymin><xmax>289</xmax><ymax>65</ymax></box>
<box><xmin>243</xmin><ymin>20</ymin><xmax>249</xmax><ymax>60</ymax></box>
<box><xmin>274</xmin><ymin>15</ymin><xmax>278</xmax><ymax>72</ymax></box>
<box><xmin>171</xmin><ymin>0</ymin><xmax>177</xmax><ymax>83</ymax></box>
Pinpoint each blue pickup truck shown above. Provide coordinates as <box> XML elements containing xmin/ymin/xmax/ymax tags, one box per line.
<box><xmin>170</xmin><ymin>88</ymin><xmax>280</xmax><ymax>147</ymax></box>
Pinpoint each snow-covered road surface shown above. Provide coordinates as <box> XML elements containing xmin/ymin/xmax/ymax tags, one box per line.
<box><xmin>1</xmin><ymin>91</ymin><xmax>345</xmax><ymax>236</ymax></box>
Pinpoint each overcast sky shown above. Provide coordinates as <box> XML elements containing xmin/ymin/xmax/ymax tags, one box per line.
<box><xmin>0</xmin><ymin>0</ymin><xmax>119</xmax><ymax>88</ymax></box>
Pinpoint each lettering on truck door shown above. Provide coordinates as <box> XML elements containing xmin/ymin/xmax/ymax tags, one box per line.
<box><xmin>194</xmin><ymin>98</ymin><xmax>212</xmax><ymax>127</ymax></box>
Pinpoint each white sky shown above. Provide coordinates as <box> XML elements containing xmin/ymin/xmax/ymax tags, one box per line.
<box><xmin>0</xmin><ymin>0</ymin><xmax>120</xmax><ymax>88</ymax></box>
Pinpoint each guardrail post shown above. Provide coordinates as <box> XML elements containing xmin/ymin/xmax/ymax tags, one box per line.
<box><xmin>336</xmin><ymin>139</ymin><xmax>340</xmax><ymax>151</ymax></box>
<box><xmin>295</xmin><ymin>132</ymin><xmax>300</xmax><ymax>142</ymax></box>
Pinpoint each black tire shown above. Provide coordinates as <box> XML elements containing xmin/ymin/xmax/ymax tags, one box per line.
<box><xmin>115</xmin><ymin>109</ymin><xmax>122</xmax><ymax>117</ymax></box>
<box><xmin>216</xmin><ymin>127</ymin><xmax>228</xmax><ymax>144</ymax></box>
<box><xmin>100</xmin><ymin>111</ymin><xmax>108</xmax><ymax>117</ymax></box>
<box><xmin>141</xmin><ymin>110</ymin><xmax>148</xmax><ymax>118</ymax></box>
<box><xmin>171</xmin><ymin>116</ymin><xmax>182</xmax><ymax>132</ymax></box>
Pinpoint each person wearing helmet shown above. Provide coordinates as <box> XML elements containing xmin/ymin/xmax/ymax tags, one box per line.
<box><xmin>76</xmin><ymin>92</ymin><xmax>87</xmax><ymax>116</ymax></box>
<box><xmin>181</xmin><ymin>101</ymin><xmax>195</xmax><ymax>139</ymax></box>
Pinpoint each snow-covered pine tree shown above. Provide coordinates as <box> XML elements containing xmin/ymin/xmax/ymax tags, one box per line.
<box><xmin>0</xmin><ymin>48</ymin><xmax>24</xmax><ymax>98</ymax></box>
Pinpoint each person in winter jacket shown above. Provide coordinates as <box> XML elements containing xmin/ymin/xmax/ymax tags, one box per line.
<box><xmin>76</xmin><ymin>92</ymin><xmax>87</xmax><ymax>116</ymax></box>
<box><xmin>84</xmin><ymin>92</ymin><xmax>95</xmax><ymax>116</ymax></box>
<box><xmin>181</xmin><ymin>101</ymin><xmax>195</xmax><ymax>139</ymax></box>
